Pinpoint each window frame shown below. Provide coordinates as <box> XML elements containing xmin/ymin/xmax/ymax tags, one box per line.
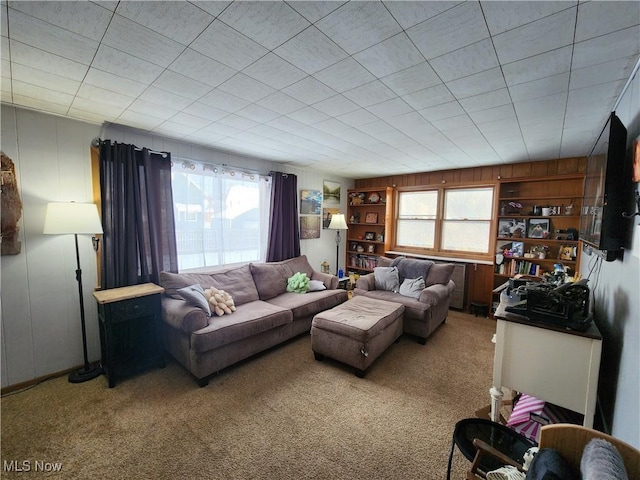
<box><xmin>392</xmin><ymin>184</ymin><xmax>496</xmax><ymax>259</ymax></box>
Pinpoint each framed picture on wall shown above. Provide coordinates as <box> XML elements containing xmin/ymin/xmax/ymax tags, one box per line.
<box><xmin>300</xmin><ymin>216</ymin><xmax>321</xmax><ymax>239</ymax></box>
<box><xmin>300</xmin><ymin>190</ymin><xmax>322</xmax><ymax>215</ymax></box>
<box><xmin>323</xmin><ymin>180</ymin><xmax>341</xmax><ymax>206</ymax></box>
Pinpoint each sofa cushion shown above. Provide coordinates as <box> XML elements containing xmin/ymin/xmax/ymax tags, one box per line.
<box><xmin>399</xmin><ymin>277</ymin><xmax>425</xmax><ymax>299</ymax></box>
<box><xmin>160</xmin><ymin>271</ymin><xmax>218</xmax><ymax>299</ymax></box>
<box><xmin>376</xmin><ymin>256</ymin><xmax>394</xmax><ymax>268</ymax></box>
<box><xmin>581</xmin><ymin>439</ymin><xmax>628</xmax><ymax>480</ymax></box>
<box><xmin>190</xmin><ymin>300</ymin><xmax>292</xmax><ymax>353</ymax></box>
<box><xmin>177</xmin><ymin>284</ymin><xmax>211</xmax><ymax>316</ymax></box>
<box><xmin>424</xmin><ymin>263</ymin><xmax>455</xmax><ymax>287</ymax></box>
<box><xmin>392</xmin><ymin>257</ymin><xmax>434</xmax><ymax>283</ymax></box>
<box><xmin>357</xmin><ymin>289</ymin><xmax>430</xmax><ymax>320</ymax></box>
<box><xmin>161</xmin><ymin>296</ymin><xmax>209</xmax><ymax>333</ymax></box>
<box><xmin>308</xmin><ymin>280</ymin><xmax>326</xmax><ymax>291</ymax></box>
<box><xmin>374</xmin><ymin>266</ymin><xmax>400</xmax><ymax>292</ymax></box>
<box><xmin>266</xmin><ymin>289</ymin><xmax>347</xmax><ymax>321</ymax></box>
<box><xmin>250</xmin><ymin>255</ymin><xmax>316</xmax><ymax>300</ymax></box>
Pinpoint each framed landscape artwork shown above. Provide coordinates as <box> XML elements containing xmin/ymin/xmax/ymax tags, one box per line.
<box><xmin>300</xmin><ymin>189</ymin><xmax>322</xmax><ymax>215</ymax></box>
<box><xmin>300</xmin><ymin>216</ymin><xmax>321</xmax><ymax>239</ymax></box>
<box><xmin>323</xmin><ymin>180</ymin><xmax>340</xmax><ymax>206</ymax></box>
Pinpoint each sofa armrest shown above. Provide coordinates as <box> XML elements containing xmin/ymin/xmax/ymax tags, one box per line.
<box><xmin>311</xmin><ymin>271</ymin><xmax>338</xmax><ymax>289</ymax></box>
<box><xmin>355</xmin><ymin>273</ymin><xmax>375</xmax><ymax>291</ymax></box>
<box><xmin>418</xmin><ymin>281</ymin><xmax>453</xmax><ymax>307</ymax></box>
<box><xmin>161</xmin><ymin>296</ymin><xmax>209</xmax><ymax>333</ymax></box>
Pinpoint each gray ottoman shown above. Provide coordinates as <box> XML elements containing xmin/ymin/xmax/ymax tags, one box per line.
<box><xmin>311</xmin><ymin>296</ymin><xmax>404</xmax><ymax>377</ymax></box>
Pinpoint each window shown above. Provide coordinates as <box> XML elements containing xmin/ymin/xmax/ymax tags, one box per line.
<box><xmin>395</xmin><ymin>186</ymin><xmax>494</xmax><ymax>255</ymax></box>
<box><xmin>442</xmin><ymin>187</ymin><xmax>493</xmax><ymax>253</ymax></box>
<box><xmin>171</xmin><ymin>161</ymin><xmax>271</xmax><ymax>271</ymax></box>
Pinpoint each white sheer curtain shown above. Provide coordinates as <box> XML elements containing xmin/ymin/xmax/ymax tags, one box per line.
<box><xmin>171</xmin><ymin>160</ymin><xmax>272</xmax><ymax>271</ymax></box>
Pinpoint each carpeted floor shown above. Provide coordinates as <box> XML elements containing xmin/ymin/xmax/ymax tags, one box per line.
<box><xmin>1</xmin><ymin>310</ymin><xmax>497</xmax><ymax>479</ymax></box>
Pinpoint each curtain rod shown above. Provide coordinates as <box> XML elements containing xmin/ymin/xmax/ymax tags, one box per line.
<box><xmin>173</xmin><ymin>155</ymin><xmax>267</xmax><ymax>177</ymax></box>
<box><xmin>91</xmin><ymin>138</ymin><xmax>169</xmax><ymax>158</ymax></box>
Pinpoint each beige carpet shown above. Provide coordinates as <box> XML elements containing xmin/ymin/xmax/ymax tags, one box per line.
<box><xmin>1</xmin><ymin>310</ymin><xmax>497</xmax><ymax>479</ymax></box>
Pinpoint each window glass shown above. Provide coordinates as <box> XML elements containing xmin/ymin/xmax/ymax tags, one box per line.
<box><xmin>171</xmin><ymin>163</ymin><xmax>271</xmax><ymax>271</ymax></box>
<box><xmin>396</xmin><ymin>191</ymin><xmax>438</xmax><ymax>248</ymax></box>
<box><xmin>442</xmin><ymin>187</ymin><xmax>493</xmax><ymax>253</ymax></box>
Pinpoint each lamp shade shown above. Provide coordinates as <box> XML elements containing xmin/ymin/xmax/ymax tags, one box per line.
<box><xmin>43</xmin><ymin>202</ymin><xmax>103</xmax><ymax>235</ymax></box>
<box><xmin>328</xmin><ymin>214</ymin><xmax>348</xmax><ymax>230</ymax></box>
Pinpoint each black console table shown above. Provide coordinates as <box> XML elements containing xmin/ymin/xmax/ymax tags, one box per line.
<box><xmin>93</xmin><ymin>283</ymin><xmax>165</xmax><ymax>388</ymax></box>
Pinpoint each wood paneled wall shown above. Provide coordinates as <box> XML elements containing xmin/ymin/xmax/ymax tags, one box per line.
<box><xmin>355</xmin><ymin>157</ymin><xmax>587</xmax><ymax>189</ymax></box>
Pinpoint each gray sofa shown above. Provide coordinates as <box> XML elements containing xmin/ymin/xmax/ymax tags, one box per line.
<box><xmin>354</xmin><ymin>256</ymin><xmax>456</xmax><ymax>344</ymax></box>
<box><xmin>159</xmin><ymin>255</ymin><xmax>348</xmax><ymax>386</ymax></box>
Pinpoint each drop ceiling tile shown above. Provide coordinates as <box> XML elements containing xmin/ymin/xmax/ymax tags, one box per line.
<box><xmin>8</xmin><ymin>9</ymin><xmax>98</xmax><ymax>65</ymax></box>
<box><xmin>286</xmin><ymin>106</ymin><xmax>330</xmax><ymax>125</ymax></box>
<box><xmin>493</xmin><ymin>9</ymin><xmax>576</xmax><ymax>64</ymax></box>
<box><xmin>275</xmin><ymin>26</ymin><xmax>347</xmax><ymax>75</ymax></box>
<box><xmin>218</xmin><ymin>1</ymin><xmax>309</xmax><ymax>50</ymax></box>
<box><xmin>429</xmin><ymin>39</ymin><xmax>499</xmax><ymax>82</ymax></box>
<box><xmin>572</xmin><ymin>26</ymin><xmax>640</xmax><ymax>69</ymax></box>
<box><xmin>84</xmin><ymin>68</ymin><xmax>147</xmax><ymax>97</ymax></box>
<box><xmin>12</xmin><ymin>79</ymin><xmax>74</xmax><ymax>106</ymax></box>
<box><xmin>116</xmin><ymin>110</ymin><xmax>166</xmax><ymax>130</ymax></box>
<box><xmin>190</xmin><ymin>20</ymin><xmax>268</xmax><ymax>71</ymax></box>
<box><xmin>168</xmin><ymin>112</ymin><xmax>212</xmax><ymax>130</ymax></box>
<box><xmin>513</xmin><ymin>91</ymin><xmax>567</xmax><ymax>126</ymax></box>
<box><xmin>256</xmin><ymin>91</ymin><xmax>306</xmax><ymax>115</ymax></box>
<box><xmin>468</xmin><ymin>104</ymin><xmax>517</xmax><ymax>125</ymax></box>
<box><xmin>287</xmin><ymin>1</ymin><xmax>346</xmax><ymax>23</ymax></box>
<box><xmin>383</xmin><ymin>1</ymin><xmax>459</xmax><ymax>30</ymax></box>
<box><xmin>216</xmin><ymin>72</ymin><xmax>276</xmax><ymax>103</ymax></box>
<box><xmin>1</xmin><ymin>4</ymin><xmax>8</xmax><ymax>37</ymax></box>
<box><xmin>380</xmin><ymin>62</ymin><xmax>441</xmax><ymax>97</ymax></box>
<box><xmin>282</xmin><ymin>76</ymin><xmax>336</xmax><ymax>104</ymax></box>
<box><xmin>267</xmin><ymin>115</ymin><xmax>308</xmax><ymax>132</ymax></box>
<box><xmin>181</xmin><ymin>102</ymin><xmax>228</xmax><ymax>122</ymax></box>
<box><xmin>459</xmin><ymin>88</ymin><xmax>512</xmax><ymax>113</ymax></box>
<box><xmin>169</xmin><ymin>49</ymin><xmax>237</xmax><ymax>88</ymax></box>
<box><xmin>127</xmin><ymin>99</ymin><xmax>181</xmax><ymax>120</ymax></box>
<box><xmin>508</xmin><ymin>73</ymin><xmax>569</xmax><ymax>102</ymax></box>
<box><xmin>476</xmin><ymin>116</ymin><xmax>521</xmax><ymax>136</ymax></box>
<box><xmin>76</xmin><ymin>83</ymin><xmax>134</xmax><ymax>108</ymax></box>
<box><xmin>199</xmin><ymin>122</ymin><xmax>242</xmax><ymax>137</ymax></box>
<box><xmin>115</xmin><ymin>1</ymin><xmax>214</xmax><ymax>45</ymax></box>
<box><xmin>353</xmin><ymin>33</ymin><xmax>423</xmax><ymax>78</ymax></box>
<box><xmin>102</xmin><ymin>14</ymin><xmax>184</xmax><ymax>68</ymax></box>
<box><xmin>366</xmin><ymin>97</ymin><xmax>413</xmax><ymax>118</ymax></box>
<box><xmin>138</xmin><ymin>86</ymin><xmax>193</xmax><ymax>111</ymax></box>
<box><xmin>199</xmin><ymin>89</ymin><xmax>251</xmax><ymax>113</ymax></box>
<box><xmin>68</xmin><ymin>106</ymin><xmax>118</xmax><ymax>124</ymax></box>
<box><xmin>336</xmin><ymin>108</ymin><xmax>378</xmax><ymax>127</ymax></box>
<box><xmin>9</xmin><ymin>1</ymin><xmax>112</xmax><ymax>41</ymax></box>
<box><xmin>70</xmin><ymin>97</ymin><xmax>126</xmax><ymax>118</ymax></box>
<box><xmin>355</xmin><ymin>120</ymin><xmax>395</xmax><ymax>136</ymax></box>
<box><xmin>312</xmin><ymin>57</ymin><xmax>375</xmax><ymax>93</ymax></box>
<box><xmin>407</xmin><ymin>2</ymin><xmax>489</xmax><ymax>59</ymax></box>
<box><xmin>569</xmin><ymin>57</ymin><xmax>637</xmax><ymax>91</ymax></box>
<box><xmin>11</xmin><ymin>94</ymin><xmax>70</xmax><ymax>115</ymax></box>
<box><xmin>313</xmin><ymin>94</ymin><xmax>360</xmax><ymax>116</ymax></box>
<box><xmin>236</xmin><ymin>104</ymin><xmax>281</xmax><ymax>123</ymax></box>
<box><xmin>447</xmin><ymin>67</ymin><xmax>506</xmax><ymax>99</ymax></box>
<box><xmin>246</xmin><ymin>124</ymin><xmax>285</xmax><ymax>138</ymax></box>
<box><xmin>93</xmin><ymin>45</ymin><xmax>164</xmax><ymax>84</ymax></box>
<box><xmin>402</xmin><ymin>83</ymin><xmax>455</xmax><ymax>110</ymax></box>
<box><xmin>11</xmin><ymin>63</ymin><xmax>80</xmax><ymax>95</ymax></box>
<box><xmin>242</xmin><ymin>53</ymin><xmax>306</xmax><ymax>90</ymax></box>
<box><xmin>188</xmin><ymin>1</ymin><xmax>231</xmax><ymax>17</ymax></box>
<box><xmin>153</xmin><ymin>121</ymin><xmax>199</xmax><ymax>137</ymax></box>
<box><xmin>565</xmin><ymin>80</ymin><xmax>623</xmax><ymax>118</ymax></box>
<box><xmin>482</xmin><ymin>1</ymin><xmax>576</xmax><ymax>36</ymax></box>
<box><xmin>502</xmin><ymin>46</ymin><xmax>572</xmax><ymax>86</ymax></box>
<box><xmin>218</xmin><ymin>114</ymin><xmax>260</xmax><ymax>131</ymax></box>
<box><xmin>153</xmin><ymin>70</ymin><xmax>212</xmax><ymax>100</ymax></box>
<box><xmin>575</xmin><ymin>0</ymin><xmax>639</xmax><ymax>42</ymax></box>
<box><xmin>343</xmin><ymin>80</ymin><xmax>396</xmax><ymax>108</ymax></box>
<box><xmin>418</xmin><ymin>101</ymin><xmax>465</xmax><ymax>122</ymax></box>
<box><xmin>315</xmin><ymin>1</ymin><xmax>402</xmax><ymax>55</ymax></box>
<box><xmin>387</xmin><ymin>111</ymin><xmax>436</xmax><ymax>133</ymax></box>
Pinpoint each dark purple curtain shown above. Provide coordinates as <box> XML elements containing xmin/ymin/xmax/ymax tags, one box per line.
<box><xmin>99</xmin><ymin>141</ymin><xmax>178</xmax><ymax>289</ymax></box>
<box><xmin>267</xmin><ymin>172</ymin><xmax>300</xmax><ymax>262</ymax></box>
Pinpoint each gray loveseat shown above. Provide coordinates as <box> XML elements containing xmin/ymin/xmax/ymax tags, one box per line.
<box><xmin>354</xmin><ymin>256</ymin><xmax>456</xmax><ymax>344</ymax></box>
<box><xmin>160</xmin><ymin>255</ymin><xmax>348</xmax><ymax>386</ymax></box>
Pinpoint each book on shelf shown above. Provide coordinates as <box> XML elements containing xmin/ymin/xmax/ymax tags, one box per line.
<box><xmin>349</xmin><ymin>254</ymin><xmax>379</xmax><ymax>270</ymax></box>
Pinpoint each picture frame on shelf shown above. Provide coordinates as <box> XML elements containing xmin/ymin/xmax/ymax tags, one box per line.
<box><xmin>498</xmin><ymin>218</ymin><xmax>526</xmax><ymax>238</ymax></box>
<box><xmin>364</xmin><ymin>232</ymin><xmax>375</xmax><ymax>241</ymax></box>
<box><xmin>527</xmin><ymin>218</ymin><xmax>551</xmax><ymax>238</ymax></box>
<box><xmin>364</xmin><ymin>212</ymin><xmax>378</xmax><ymax>224</ymax></box>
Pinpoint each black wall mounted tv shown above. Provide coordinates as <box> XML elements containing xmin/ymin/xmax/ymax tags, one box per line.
<box><xmin>579</xmin><ymin>112</ymin><xmax>629</xmax><ymax>261</ymax></box>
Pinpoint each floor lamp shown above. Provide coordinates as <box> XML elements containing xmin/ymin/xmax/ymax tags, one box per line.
<box><xmin>43</xmin><ymin>202</ymin><xmax>104</xmax><ymax>383</ymax></box>
<box><xmin>328</xmin><ymin>213</ymin><xmax>348</xmax><ymax>277</ymax></box>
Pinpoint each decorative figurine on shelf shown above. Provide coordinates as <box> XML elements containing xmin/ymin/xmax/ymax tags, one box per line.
<box><xmin>321</xmin><ymin>260</ymin><xmax>330</xmax><ymax>274</ymax></box>
<box><xmin>349</xmin><ymin>192</ymin><xmax>366</xmax><ymax>205</ymax></box>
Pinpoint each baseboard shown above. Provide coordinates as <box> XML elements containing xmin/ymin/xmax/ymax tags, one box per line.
<box><xmin>1</xmin><ymin>362</ymin><xmax>99</xmax><ymax>396</ymax></box>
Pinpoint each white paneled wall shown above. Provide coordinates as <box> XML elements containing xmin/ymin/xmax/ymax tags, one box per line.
<box><xmin>1</xmin><ymin>106</ymin><xmax>352</xmax><ymax>388</ymax></box>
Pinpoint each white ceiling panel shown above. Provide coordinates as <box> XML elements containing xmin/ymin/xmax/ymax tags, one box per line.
<box><xmin>2</xmin><ymin>0</ymin><xmax>638</xmax><ymax>179</ymax></box>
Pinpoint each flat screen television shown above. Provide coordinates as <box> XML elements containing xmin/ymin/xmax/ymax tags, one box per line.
<box><xmin>579</xmin><ymin>112</ymin><xmax>628</xmax><ymax>260</ymax></box>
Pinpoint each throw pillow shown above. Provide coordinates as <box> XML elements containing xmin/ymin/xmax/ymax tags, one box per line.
<box><xmin>177</xmin><ymin>284</ymin><xmax>211</xmax><ymax>317</ymax></box>
<box><xmin>308</xmin><ymin>280</ymin><xmax>326</xmax><ymax>292</ymax></box>
<box><xmin>374</xmin><ymin>266</ymin><xmax>400</xmax><ymax>292</ymax></box>
<box><xmin>424</xmin><ymin>263</ymin><xmax>455</xmax><ymax>287</ymax></box>
<box><xmin>581</xmin><ymin>439</ymin><xmax>629</xmax><ymax>480</ymax></box>
<box><xmin>399</xmin><ymin>277</ymin><xmax>425</xmax><ymax>299</ymax></box>
<box><xmin>286</xmin><ymin>272</ymin><xmax>309</xmax><ymax>293</ymax></box>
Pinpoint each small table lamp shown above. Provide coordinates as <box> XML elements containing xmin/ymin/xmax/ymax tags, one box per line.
<box><xmin>43</xmin><ymin>202</ymin><xmax>103</xmax><ymax>383</ymax></box>
<box><xmin>328</xmin><ymin>213</ymin><xmax>348</xmax><ymax>277</ymax></box>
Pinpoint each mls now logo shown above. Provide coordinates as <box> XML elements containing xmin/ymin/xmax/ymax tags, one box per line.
<box><xmin>3</xmin><ymin>460</ymin><xmax>63</xmax><ymax>472</ymax></box>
